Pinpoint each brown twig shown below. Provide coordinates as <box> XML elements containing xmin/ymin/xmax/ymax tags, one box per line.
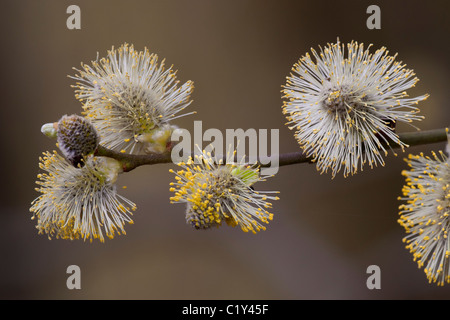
<box><xmin>94</xmin><ymin>128</ymin><xmax>448</xmax><ymax>172</ymax></box>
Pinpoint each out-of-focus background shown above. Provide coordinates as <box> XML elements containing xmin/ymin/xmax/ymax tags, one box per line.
<box><xmin>1</xmin><ymin>0</ymin><xmax>449</xmax><ymax>299</ymax></box>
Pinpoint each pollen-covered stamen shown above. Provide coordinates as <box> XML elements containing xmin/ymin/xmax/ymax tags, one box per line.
<box><xmin>322</xmin><ymin>86</ymin><xmax>350</xmax><ymax>113</ymax></box>
<box><xmin>169</xmin><ymin>150</ymin><xmax>279</xmax><ymax>234</ymax></box>
<box><xmin>70</xmin><ymin>43</ymin><xmax>194</xmax><ymax>155</ymax></box>
<box><xmin>398</xmin><ymin>150</ymin><xmax>450</xmax><ymax>286</ymax></box>
<box><xmin>30</xmin><ymin>151</ymin><xmax>136</xmax><ymax>242</ymax></box>
<box><xmin>283</xmin><ymin>39</ymin><xmax>428</xmax><ymax>177</ymax></box>
<box><xmin>106</xmin><ymin>82</ymin><xmax>166</xmax><ymax>135</ymax></box>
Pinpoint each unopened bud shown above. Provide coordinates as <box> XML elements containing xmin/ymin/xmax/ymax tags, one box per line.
<box><xmin>93</xmin><ymin>157</ymin><xmax>123</xmax><ymax>184</ymax></box>
<box><xmin>57</xmin><ymin>114</ymin><xmax>99</xmax><ymax>167</ymax></box>
<box><xmin>231</xmin><ymin>166</ymin><xmax>260</xmax><ymax>186</ymax></box>
<box><xmin>41</xmin><ymin>123</ymin><xmax>58</xmax><ymax>139</ymax></box>
<box><xmin>137</xmin><ymin>124</ymin><xmax>178</xmax><ymax>154</ymax></box>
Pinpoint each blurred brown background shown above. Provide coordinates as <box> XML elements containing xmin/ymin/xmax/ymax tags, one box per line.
<box><xmin>1</xmin><ymin>0</ymin><xmax>449</xmax><ymax>299</ymax></box>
